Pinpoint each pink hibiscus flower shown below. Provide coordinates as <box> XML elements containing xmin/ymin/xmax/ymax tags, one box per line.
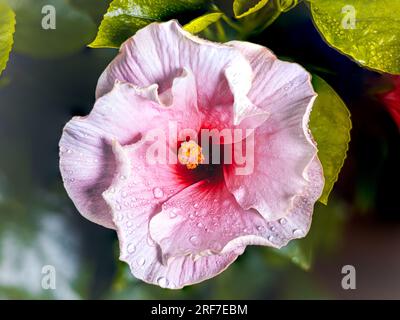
<box><xmin>379</xmin><ymin>75</ymin><xmax>400</xmax><ymax>129</ymax></box>
<box><xmin>59</xmin><ymin>21</ymin><xmax>324</xmax><ymax>289</ymax></box>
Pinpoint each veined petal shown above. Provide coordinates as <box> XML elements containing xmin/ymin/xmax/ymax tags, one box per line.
<box><xmin>225</xmin><ymin>41</ymin><xmax>321</xmax><ymax>220</ymax></box>
<box><xmin>60</xmin><ymin>73</ymin><xmax>201</xmax><ymax>229</ymax></box>
<box><xmin>103</xmin><ymin>140</ymin><xmax>244</xmax><ymax>289</ymax></box>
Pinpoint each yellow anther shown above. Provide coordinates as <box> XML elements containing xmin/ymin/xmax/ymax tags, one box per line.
<box><xmin>178</xmin><ymin>140</ymin><xmax>204</xmax><ymax>170</ymax></box>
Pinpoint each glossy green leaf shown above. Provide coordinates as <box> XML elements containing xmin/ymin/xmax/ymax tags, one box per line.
<box><xmin>233</xmin><ymin>0</ymin><xmax>270</xmax><ymax>19</ymax></box>
<box><xmin>0</xmin><ymin>2</ymin><xmax>15</xmax><ymax>76</ymax></box>
<box><xmin>184</xmin><ymin>12</ymin><xmax>224</xmax><ymax>34</ymax></box>
<box><xmin>310</xmin><ymin>0</ymin><xmax>400</xmax><ymax>74</ymax></box>
<box><xmin>90</xmin><ymin>0</ymin><xmax>208</xmax><ymax>48</ymax></box>
<box><xmin>310</xmin><ymin>74</ymin><xmax>351</xmax><ymax>204</ymax></box>
<box><xmin>8</xmin><ymin>0</ymin><xmax>96</xmax><ymax>58</ymax></box>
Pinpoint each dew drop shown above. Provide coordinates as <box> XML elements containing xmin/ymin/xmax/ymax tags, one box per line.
<box><xmin>67</xmin><ymin>149</ymin><xmax>72</xmax><ymax>154</ymax></box>
<box><xmin>197</xmin><ymin>222</ymin><xmax>203</xmax><ymax>228</ymax></box>
<box><xmin>121</xmin><ymin>191</ymin><xmax>128</xmax><ymax>198</ymax></box>
<box><xmin>137</xmin><ymin>257</ymin><xmax>146</xmax><ymax>266</ymax></box>
<box><xmin>268</xmin><ymin>235</ymin><xmax>274</xmax><ymax>242</ymax></box>
<box><xmin>279</xmin><ymin>218</ymin><xmax>287</xmax><ymax>225</ymax></box>
<box><xmin>257</xmin><ymin>225</ymin><xmax>265</xmax><ymax>232</ymax></box>
<box><xmin>169</xmin><ymin>208</ymin><xmax>178</xmax><ymax>219</ymax></box>
<box><xmin>157</xmin><ymin>277</ymin><xmax>169</xmax><ymax>288</ymax></box>
<box><xmin>211</xmin><ymin>241</ymin><xmax>222</xmax><ymax>251</ymax></box>
<box><xmin>120</xmin><ymin>175</ymin><xmax>127</xmax><ymax>180</ymax></box>
<box><xmin>193</xmin><ymin>203</ymin><xmax>199</xmax><ymax>208</ymax></box>
<box><xmin>153</xmin><ymin>187</ymin><xmax>164</xmax><ymax>199</ymax></box>
<box><xmin>116</xmin><ymin>204</ymin><xmax>122</xmax><ymax>211</ymax></box>
<box><xmin>127</xmin><ymin>243</ymin><xmax>136</xmax><ymax>253</ymax></box>
<box><xmin>189</xmin><ymin>235</ymin><xmax>199</xmax><ymax>245</ymax></box>
<box><xmin>292</xmin><ymin>229</ymin><xmax>303</xmax><ymax>237</ymax></box>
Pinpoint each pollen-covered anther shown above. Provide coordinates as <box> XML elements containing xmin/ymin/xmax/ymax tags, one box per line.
<box><xmin>178</xmin><ymin>140</ymin><xmax>205</xmax><ymax>170</ymax></box>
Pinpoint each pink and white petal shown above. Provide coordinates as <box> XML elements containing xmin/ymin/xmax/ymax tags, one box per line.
<box><xmin>201</xmin><ymin>62</ymin><xmax>269</xmax><ymax>144</ymax></box>
<box><xmin>149</xmin><ymin>157</ymin><xmax>323</xmax><ymax>262</ymax></box>
<box><xmin>224</xmin><ymin>41</ymin><xmax>319</xmax><ymax>220</ymax></box>
<box><xmin>148</xmin><ymin>179</ymin><xmax>272</xmax><ymax>260</ymax></box>
<box><xmin>96</xmin><ymin>20</ymin><xmax>247</xmax><ymax>109</ymax></box>
<box><xmin>60</xmin><ymin>78</ymin><xmax>200</xmax><ymax>228</ymax></box>
<box><xmin>222</xmin><ymin>157</ymin><xmax>324</xmax><ymax>253</ymax></box>
<box><xmin>103</xmin><ymin>140</ymin><xmax>245</xmax><ymax>289</ymax></box>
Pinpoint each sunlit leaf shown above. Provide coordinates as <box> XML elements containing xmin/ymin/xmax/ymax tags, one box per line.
<box><xmin>89</xmin><ymin>0</ymin><xmax>208</xmax><ymax>48</ymax></box>
<box><xmin>310</xmin><ymin>0</ymin><xmax>400</xmax><ymax>74</ymax></box>
<box><xmin>184</xmin><ymin>12</ymin><xmax>223</xmax><ymax>34</ymax></box>
<box><xmin>0</xmin><ymin>2</ymin><xmax>15</xmax><ymax>76</ymax></box>
<box><xmin>233</xmin><ymin>0</ymin><xmax>270</xmax><ymax>19</ymax></box>
<box><xmin>310</xmin><ymin>74</ymin><xmax>351</xmax><ymax>204</ymax></box>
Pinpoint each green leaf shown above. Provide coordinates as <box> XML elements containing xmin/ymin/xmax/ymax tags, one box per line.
<box><xmin>0</xmin><ymin>2</ymin><xmax>15</xmax><ymax>76</ymax></box>
<box><xmin>309</xmin><ymin>0</ymin><xmax>400</xmax><ymax>74</ymax></box>
<box><xmin>233</xmin><ymin>0</ymin><xmax>270</xmax><ymax>19</ymax></box>
<box><xmin>90</xmin><ymin>0</ymin><xmax>208</xmax><ymax>48</ymax></box>
<box><xmin>184</xmin><ymin>12</ymin><xmax>224</xmax><ymax>34</ymax></box>
<box><xmin>310</xmin><ymin>74</ymin><xmax>351</xmax><ymax>204</ymax></box>
<box><xmin>8</xmin><ymin>0</ymin><xmax>96</xmax><ymax>58</ymax></box>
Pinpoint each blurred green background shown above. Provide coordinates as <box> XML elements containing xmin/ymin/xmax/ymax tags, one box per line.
<box><xmin>0</xmin><ymin>0</ymin><xmax>399</xmax><ymax>299</ymax></box>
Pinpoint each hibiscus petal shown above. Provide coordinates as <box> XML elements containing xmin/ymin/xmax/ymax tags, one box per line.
<box><xmin>96</xmin><ymin>21</ymin><xmax>240</xmax><ymax>102</ymax></box>
<box><xmin>224</xmin><ymin>41</ymin><xmax>320</xmax><ymax>220</ymax></box>
<box><xmin>103</xmin><ymin>140</ymin><xmax>244</xmax><ymax>289</ymax></box>
<box><xmin>96</xmin><ymin>20</ymin><xmax>268</xmax><ymax>139</ymax></box>
<box><xmin>149</xmin><ymin>158</ymin><xmax>323</xmax><ymax>260</ymax></box>
<box><xmin>60</xmin><ymin>73</ymin><xmax>201</xmax><ymax>229</ymax></box>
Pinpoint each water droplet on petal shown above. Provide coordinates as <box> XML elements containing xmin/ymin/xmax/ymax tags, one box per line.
<box><xmin>157</xmin><ymin>277</ymin><xmax>169</xmax><ymax>288</ymax></box>
<box><xmin>127</xmin><ymin>243</ymin><xmax>136</xmax><ymax>253</ymax></box>
<box><xmin>197</xmin><ymin>222</ymin><xmax>203</xmax><ymax>228</ymax></box>
<box><xmin>211</xmin><ymin>241</ymin><xmax>222</xmax><ymax>251</ymax></box>
<box><xmin>279</xmin><ymin>218</ymin><xmax>287</xmax><ymax>225</ymax></box>
<box><xmin>268</xmin><ymin>235</ymin><xmax>274</xmax><ymax>242</ymax></box>
<box><xmin>121</xmin><ymin>191</ymin><xmax>128</xmax><ymax>198</ymax></box>
<box><xmin>193</xmin><ymin>203</ymin><xmax>199</xmax><ymax>208</ymax></box>
<box><xmin>293</xmin><ymin>229</ymin><xmax>303</xmax><ymax>237</ymax></box>
<box><xmin>67</xmin><ymin>149</ymin><xmax>72</xmax><ymax>154</ymax></box>
<box><xmin>137</xmin><ymin>257</ymin><xmax>146</xmax><ymax>266</ymax></box>
<box><xmin>169</xmin><ymin>208</ymin><xmax>178</xmax><ymax>219</ymax></box>
<box><xmin>257</xmin><ymin>225</ymin><xmax>265</xmax><ymax>232</ymax></box>
<box><xmin>189</xmin><ymin>235</ymin><xmax>199</xmax><ymax>245</ymax></box>
<box><xmin>116</xmin><ymin>204</ymin><xmax>122</xmax><ymax>211</ymax></box>
<box><xmin>153</xmin><ymin>187</ymin><xmax>164</xmax><ymax>199</ymax></box>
